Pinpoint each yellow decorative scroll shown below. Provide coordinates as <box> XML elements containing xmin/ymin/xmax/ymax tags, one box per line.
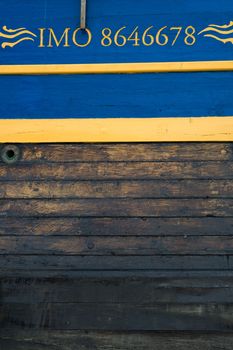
<box><xmin>199</xmin><ymin>21</ymin><xmax>233</xmax><ymax>44</ymax></box>
<box><xmin>0</xmin><ymin>26</ymin><xmax>36</xmax><ymax>49</ymax></box>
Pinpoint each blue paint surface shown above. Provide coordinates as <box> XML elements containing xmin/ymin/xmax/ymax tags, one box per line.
<box><xmin>0</xmin><ymin>72</ymin><xmax>232</xmax><ymax>119</ymax></box>
<box><xmin>0</xmin><ymin>0</ymin><xmax>232</xmax><ymax>120</ymax></box>
<box><xmin>0</xmin><ymin>0</ymin><xmax>232</xmax><ymax>64</ymax></box>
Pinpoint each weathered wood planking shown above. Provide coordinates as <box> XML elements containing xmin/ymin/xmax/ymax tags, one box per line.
<box><xmin>0</xmin><ymin>217</ymin><xmax>232</xmax><ymax>236</ymax></box>
<box><xmin>1</xmin><ymin>143</ymin><xmax>233</xmax><ymax>336</ymax></box>
<box><xmin>1</xmin><ymin>330</ymin><xmax>233</xmax><ymax>350</ymax></box>
<box><xmin>1</xmin><ymin>236</ymin><xmax>233</xmax><ymax>255</ymax></box>
<box><xmin>1</xmin><ymin>162</ymin><xmax>233</xmax><ymax>180</ymax></box>
<box><xmin>1</xmin><ymin>256</ymin><xmax>233</xmax><ymax>276</ymax></box>
<box><xmin>12</xmin><ymin>143</ymin><xmax>233</xmax><ymax>162</ymax></box>
<box><xmin>1</xmin><ymin>198</ymin><xmax>233</xmax><ymax>217</ymax></box>
<box><xmin>2</xmin><ymin>302</ymin><xmax>233</xmax><ymax>331</ymax></box>
<box><xmin>3</xmin><ymin>277</ymin><xmax>233</xmax><ymax>304</ymax></box>
<box><xmin>1</xmin><ymin>180</ymin><xmax>233</xmax><ymax>198</ymax></box>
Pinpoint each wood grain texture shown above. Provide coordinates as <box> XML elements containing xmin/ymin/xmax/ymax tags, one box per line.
<box><xmin>1</xmin><ymin>143</ymin><xmax>233</xmax><ymax>337</ymax></box>
<box><xmin>2</xmin><ymin>302</ymin><xmax>233</xmax><ymax>331</ymax></box>
<box><xmin>1</xmin><ymin>162</ymin><xmax>233</xmax><ymax>180</ymax></box>
<box><xmin>0</xmin><ymin>256</ymin><xmax>232</xmax><ymax>276</ymax></box>
<box><xmin>1</xmin><ymin>236</ymin><xmax>233</xmax><ymax>255</ymax></box>
<box><xmin>9</xmin><ymin>143</ymin><xmax>233</xmax><ymax>162</ymax></box>
<box><xmin>3</xmin><ymin>277</ymin><xmax>233</xmax><ymax>304</ymax></box>
<box><xmin>0</xmin><ymin>217</ymin><xmax>232</xmax><ymax>236</ymax></box>
<box><xmin>1</xmin><ymin>330</ymin><xmax>233</xmax><ymax>350</ymax></box>
<box><xmin>1</xmin><ymin>180</ymin><xmax>233</xmax><ymax>199</ymax></box>
<box><xmin>1</xmin><ymin>198</ymin><xmax>233</xmax><ymax>217</ymax></box>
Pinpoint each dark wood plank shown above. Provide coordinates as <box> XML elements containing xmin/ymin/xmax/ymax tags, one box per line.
<box><xmin>1</xmin><ymin>330</ymin><xmax>233</xmax><ymax>350</ymax></box>
<box><xmin>1</xmin><ymin>198</ymin><xmax>233</xmax><ymax>217</ymax></box>
<box><xmin>2</xmin><ymin>276</ymin><xmax>230</xmax><ymax>288</ymax></box>
<box><xmin>0</xmin><ymin>255</ymin><xmax>231</xmax><ymax>273</ymax></box>
<box><xmin>2</xmin><ymin>302</ymin><xmax>233</xmax><ymax>330</ymax></box>
<box><xmin>0</xmin><ymin>217</ymin><xmax>232</xmax><ymax>236</ymax></box>
<box><xmin>2</xmin><ymin>277</ymin><xmax>233</xmax><ymax>304</ymax></box>
<box><xmin>1</xmin><ymin>162</ymin><xmax>233</xmax><ymax>180</ymax></box>
<box><xmin>16</xmin><ymin>143</ymin><xmax>233</xmax><ymax>162</ymax></box>
<box><xmin>1</xmin><ymin>180</ymin><xmax>233</xmax><ymax>199</ymax></box>
<box><xmin>1</xmin><ymin>236</ymin><xmax>233</xmax><ymax>255</ymax></box>
<box><xmin>2</xmin><ymin>270</ymin><xmax>233</xmax><ymax>279</ymax></box>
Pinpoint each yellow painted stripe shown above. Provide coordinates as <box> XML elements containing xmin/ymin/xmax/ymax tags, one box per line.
<box><xmin>0</xmin><ymin>60</ymin><xmax>233</xmax><ymax>75</ymax></box>
<box><xmin>0</xmin><ymin>117</ymin><xmax>233</xmax><ymax>142</ymax></box>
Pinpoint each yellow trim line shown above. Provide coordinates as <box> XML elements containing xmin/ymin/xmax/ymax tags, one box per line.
<box><xmin>1</xmin><ymin>117</ymin><xmax>233</xmax><ymax>142</ymax></box>
<box><xmin>0</xmin><ymin>60</ymin><xmax>233</xmax><ymax>75</ymax></box>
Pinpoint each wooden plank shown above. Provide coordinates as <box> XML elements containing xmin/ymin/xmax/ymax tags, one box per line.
<box><xmin>1</xmin><ymin>236</ymin><xmax>233</xmax><ymax>255</ymax></box>
<box><xmin>2</xmin><ymin>270</ymin><xmax>233</xmax><ymax>279</ymax></box>
<box><xmin>2</xmin><ymin>277</ymin><xmax>233</xmax><ymax>304</ymax></box>
<box><xmin>1</xmin><ymin>162</ymin><xmax>233</xmax><ymax>180</ymax></box>
<box><xmin>0</xmin><ymin>217</ymin><xmax>232</xmax><ymax>236</ymax></box>
<box><xmin>3</xmin><ymin>275</ymin><xmax>233</xmax><ymax>290</ymax></box>
<box><xmin>0</xmin><ymin>198</ymin><xmax>233</xmax><ymax>217</ymax></box>
<box><xmin>1</xmin><ymin>330</ymin><xmax>233</xmax><ymax>350</ymax></box>
<box><xmin>17</xmin><ymin>143</ymin><xmax>233</xmax><ymax>162</ymax></box>
<box><xmin>1</xmin><ymin>180</ymin><xmax>233</xmax><ymax>199</ymax></box>
<box><xmin>0</xmin><ymin>255</ymin><xmax>231</xmax><ymax>274</ymax></box>
<box><xmin>2</xmin><ymin>302</ymin><xmax>233</xmax><ymax>330</ymax></box>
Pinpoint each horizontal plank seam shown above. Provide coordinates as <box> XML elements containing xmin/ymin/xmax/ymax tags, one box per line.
<box><xmin>0</xmin><ymin>215</ymin><xmax>229</xmax><ymax>218</ymax></box>
<box><xmin>1</xmin><ymin>253</ymin><xmax>233</xmax><ymax>257</ymax></box>
<box><xmin>0</xmin><ymin>236</ymin><xmax>233</xmax><ymax>238</ymax></box>
<box><xmin>2</xmin><ymin>160</ymin><xmax>233</xmax><ymax>164</ymax></box>
<box><xmin>2</xmin><ymin>197</ymin><xmax>233</xmax><ymax>200</ymax></box>
<box><xmin>4</xmin><ymin>159</ymin><xmax>233</xmax><ymax>164</ymax></box>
